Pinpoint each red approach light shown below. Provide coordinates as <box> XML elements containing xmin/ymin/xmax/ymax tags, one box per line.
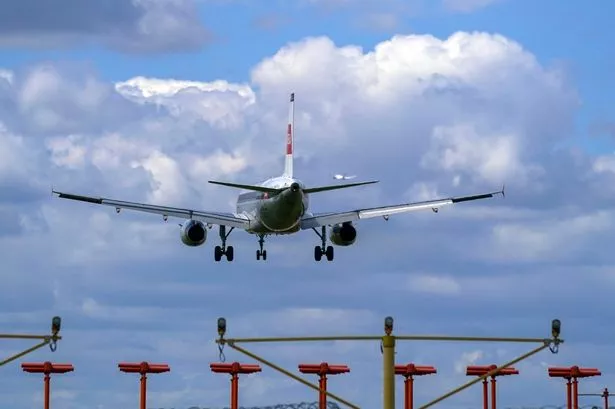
<box><xmin>466</xmin><ymin>365</ymin><xmax>519</xmax><ymax>377</ymax></box>
<box><xmin>118</xmin><ymin>362</ymin><xmax>170</xmax><ymax>374</ymax></box>
<box><xmin>395</xmin><ymin>364</ymin><xmax>437</xmax><ymax>376</ymax></box>
<box><xmin>548</xmin><ymin>366</ymin><xmax>601</xmax><ymax>378</ymax></box>
<box><xmin>298</xmin><ymin>363</ymin><xmax>350</xmax><ymax>375</ymax></box>
<box><xmin>21</xmin><ymin>362</ymin><xmax>74</xmax><ymax>374</ymax></box>
<box><xmin>210</xmin><ymin>362</ymin><xmax>262</xmax><ymax>375</ymax></box>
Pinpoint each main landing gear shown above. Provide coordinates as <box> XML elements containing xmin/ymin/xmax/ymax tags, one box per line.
<box><xmin>312</xmin><ymin>226</ymin><xmax>334</xmax><ymax>262</ymax></box>
<box><xmin>214</xmin><ymin>225</ymin><xmax>234</xmax><ymax>262</ymax></box>
<box><xmin>256</xmin><ymin>234</ymin><xmax>267</xmax><ymax>261</ymax></box>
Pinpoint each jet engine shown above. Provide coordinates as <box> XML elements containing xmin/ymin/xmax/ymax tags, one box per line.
<box><xmin>180</xmin><ymin>219</ymin><xmax>207</xmax><ymax>246</ymax></box>
<box><xmin>329</xmin><ymin>222</ymin><xmax>357</xmax><ymax>246</ymax></box>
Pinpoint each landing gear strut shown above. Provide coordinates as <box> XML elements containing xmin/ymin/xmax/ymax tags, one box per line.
<box><xmin>256</xmin><ymin>234</ymin><xmax>267</xmax><ymax>261</ymax></box>
<box><xmin>214</xmin><ymin>225</ymin><xmax>234</xmax><ymax>262</ymax></box>
<box><xmin>312</xmin><ymin>226</ymin><xmax>334</xmax><ymax>261</ymax></box>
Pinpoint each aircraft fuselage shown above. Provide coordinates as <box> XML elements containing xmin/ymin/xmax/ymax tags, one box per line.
<box><xmin>236</xmin><ymin>176</ymin><xmax>311</xmax><ymax>234</ymax></box>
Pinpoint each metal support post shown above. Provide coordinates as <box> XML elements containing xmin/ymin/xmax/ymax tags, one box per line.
<box><xmin>549</xmin><ymin>366</ymin><xmax>601</xmax><ymax>409</ymax></box>
<box><xmin>467</xmin><ymin>365</ymin><xmax>518</xmax><ymax>409</ymax></box>
<box><xmin>395</xmin><ymin>364</ymin><xmax>436</xmax><ymax>409</ymax></box>
<box><xmin>579</xmin><ymin>387</ymin><xmax>613</xmax><ymax>409</ymax></box>
<box><xmin>298</xmin><ymin>363</ymin><xmax>350</xmax><ymax>409</ymax></box>
<box><xmin>118</xmin><ymin>361</ymin><xmax>170</xmax><ymax>409</ymax></box>
<box><xmin>21</xmin><ymin>361</ymin><xmax>74</xmax><ymax>409</ymax></box>
<box><xmin>211</xmin><ymin>362</ymin><xmax>262</xmax><ymax>409</ymax></box>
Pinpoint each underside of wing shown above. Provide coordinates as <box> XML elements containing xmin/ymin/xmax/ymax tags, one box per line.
<box><xmin>52</xmin><ymin>191</ymin><xmax>251</xmax><ymax>229</ymax></box>
<box><xmin>301</xmin><ymin>188</ymin><xmax>504</xmax><ymax>229</ymax></box>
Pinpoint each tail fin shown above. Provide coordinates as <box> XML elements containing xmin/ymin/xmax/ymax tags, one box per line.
<box><xmin>283</xmin><ymin>92</ymin><xmax>294</xmax><ymax>178</ymax></box>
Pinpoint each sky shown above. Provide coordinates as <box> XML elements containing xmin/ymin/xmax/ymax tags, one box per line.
<box><xmin>1</xmin><ymin>0</ymin><xmax>615</xmax><ymax>408</ymax></box>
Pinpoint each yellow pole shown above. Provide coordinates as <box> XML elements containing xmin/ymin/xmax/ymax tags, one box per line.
<box><xmin>382</xmin><ymin>334</ymin><xmax>395</xmax><ymax>409</ymax></box>
<box><xmin>383</xmin><ymin>316</ymin><xmax>396</xmax><ymax>409</ymax></box>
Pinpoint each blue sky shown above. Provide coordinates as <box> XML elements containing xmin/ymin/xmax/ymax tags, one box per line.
<box><xmin>1</xmin><ymin>0</ymin><xmax>615</xmax><ymax>408</ymax></box>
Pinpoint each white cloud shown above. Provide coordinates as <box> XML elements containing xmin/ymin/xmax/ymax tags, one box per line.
<box><xmin>421</xmin><ymin>123</ymin><xmax>541</xmax><ymax>186</ymax></box>
<box><xmin>592</xmin><ymin>153</ymin><xmax>615</xmax><ymax>174</ymax></box>
<box><xmin>454</xmin><ymin>350</ymin><xmax>484</xmax><ymax>374</ymax></box>
<box><xmin>47</xmin><ymin>135</ymin><xmax>88</xmax><ymax>169</ymax></box>
<box><xmin>487</xmin><ymin>210</ymin><xmax>613</xmax><ymax>262</ymax></box>
<box><xmin>406</xmin><ymin>274</ymin><xmax>461</xmax><ymax>295</ymax></box>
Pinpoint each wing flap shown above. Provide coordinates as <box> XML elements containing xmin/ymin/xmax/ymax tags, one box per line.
<box><xmin>301</xmin><ymin>188</ymin><xmax>503</xmax><ymax>229</ymax></box>
<box><xmin>53</xmin><ymin>190</ymin><xmax>251</xmax><ymax>229</ymax></box>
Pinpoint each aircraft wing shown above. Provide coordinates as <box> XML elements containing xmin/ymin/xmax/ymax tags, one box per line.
<box><xmin>300</xmin><ymin>187</ymin><xmax>504</xmax><ymax>229</ymax></box>
<box><xmin>52</xmin><ymin>191</ymin><xmax>252</xmax><ymax>229</ymax></box>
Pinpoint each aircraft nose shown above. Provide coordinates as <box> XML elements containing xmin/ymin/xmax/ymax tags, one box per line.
<box><xmin>290</xmin><ymin>182</ymin><xmax>300</xmax><ymax>192</ymax></box>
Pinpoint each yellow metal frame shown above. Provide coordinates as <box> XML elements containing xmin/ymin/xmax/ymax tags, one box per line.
<box><xmin>216</xmin><ymin>317</ymin><xmax>563</xmax><ymax>409</ymax></box>
<box><xmin>0</xmin><ymin>317</ymin><xmax>63</xmax><ymax>367</ymax></box>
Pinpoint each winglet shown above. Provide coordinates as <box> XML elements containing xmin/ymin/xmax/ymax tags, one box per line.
<box><xmin>500</xmin><ymin>183</ymin><xmax>506</xmax><ymax>198</ymax></box>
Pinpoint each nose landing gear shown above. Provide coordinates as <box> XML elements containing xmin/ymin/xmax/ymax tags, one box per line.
<box><xmin>256</xmin><ymin>234</ymin><xmax>267</xmax><ymax>261</ymax></box>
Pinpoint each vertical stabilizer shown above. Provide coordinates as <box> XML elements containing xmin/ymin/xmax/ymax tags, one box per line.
<box><xmin>283</xmin><ymin>92</ymin><xmax>295</xmax><ymax>178</ymax></box>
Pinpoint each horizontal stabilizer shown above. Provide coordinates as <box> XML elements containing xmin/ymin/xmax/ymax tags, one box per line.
<box><xmin>304</xmin><ymin>180</ymin><xmax>379</xmax><ymax>194</ymax></box>
<box><xmin>209</xmin><ymin>179</ymin><xmax>379</xmax><ymax>195</ymax></box>
<box><xmin>208</xmin><ymin>180</ymin><xmax>279</xmax><ymax>194</ymax></box>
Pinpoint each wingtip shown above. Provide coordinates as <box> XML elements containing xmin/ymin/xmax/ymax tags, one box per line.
<box><xmin>500</xmin><ymin>183</ymin><xmax>506</xmax><ymax>198</ymax></box>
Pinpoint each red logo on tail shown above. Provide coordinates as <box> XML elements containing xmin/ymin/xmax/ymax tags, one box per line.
<box><xmin>286</xmin><ymin>124</ymin><xmax>293</xmax><ymax>155</ymax></box>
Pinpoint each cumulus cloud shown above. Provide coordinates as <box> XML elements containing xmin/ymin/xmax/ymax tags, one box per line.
<box><xmin>0</xmin><ymin>0</ymin><xmax>212</xmax><ymax>53</ymax></box>
<box><xmin>1</xmin><ymin>31</ymin><xmax>614</xmax><ymax>409</ymax></box>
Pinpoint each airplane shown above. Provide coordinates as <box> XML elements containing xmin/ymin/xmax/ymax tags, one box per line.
<box><xmin>333</xmin><ymin>174</ymin><xmax>356</xmax><ymax>180</ymax></box>
<box><xmin>52</xmin><ymin>93</ymin><xmax>505</xmax><ymax>263</ymax></box>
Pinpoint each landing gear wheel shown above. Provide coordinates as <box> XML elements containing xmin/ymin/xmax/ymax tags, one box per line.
<box><xmin>226</xmin><ymin>246</ymin><xmax>234</xmax><ymax>261</ymax></box>
<box><xmin>256</xmin><ymin>235</ymin><xmax>267</xmax><ymax>261</ymax></box>
<box><xmin>314</xmin><ymin>245</ymin><xmax>322</xmax><ymax>261</ymax></box>
<box><xmin>312</xmin><ymin>226</ymin><xmax>335</xmax><ymax>262</ymax></box>
<box><xmin>215</xmin><ymin>225</ymin><xmax>235</xmax><ymax>262</ymax></box>
<box><xmin>325</xmin><ymin>245</ymin><xmax>334</xmax><ymax>261</ymax></box>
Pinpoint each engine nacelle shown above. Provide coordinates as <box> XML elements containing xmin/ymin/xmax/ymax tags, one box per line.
<box><xmin>329</xmin><ymin>222</ymin><xmax>357</xmax><ymax>246</ymax></box>
<box><xmin>180</xmin><ymin>219</ymin><xmax>207</xmax><ymax>246</ymax></box>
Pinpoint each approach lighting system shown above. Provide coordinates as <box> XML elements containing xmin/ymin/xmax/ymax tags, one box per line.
<box><xmin>51</xmin><ymin>317</ymin><xmax>61</xmax><ymax>336</ymax></box>
<box><xmin>384</xmin><ymin>316</ymin><xmax>393</xmax><ymax>335</ymax></box>
<box><xmin>218</xmin><ymin>317</ymin><xmax>227</xmax><ymax>337</ymax></box>
<box><xmin>552</xmin><ymin>319</ymin><xmax>561</xmax><ymax>339</ymax></box>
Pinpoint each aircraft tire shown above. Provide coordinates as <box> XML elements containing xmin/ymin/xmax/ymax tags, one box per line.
<box><xmin>314</xmin><ymin>246</ymin><xmax>322</xmax><ymax>261</ymax></box>
<box><xmin>325</xmin><ymin>245</ymin><xmax>334</xmax><ymax>261</ymax></box>
<box><xmin>226</xmin><ymin>246</ymin><xmax>234</xmax><ymax>261</ymax></box>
